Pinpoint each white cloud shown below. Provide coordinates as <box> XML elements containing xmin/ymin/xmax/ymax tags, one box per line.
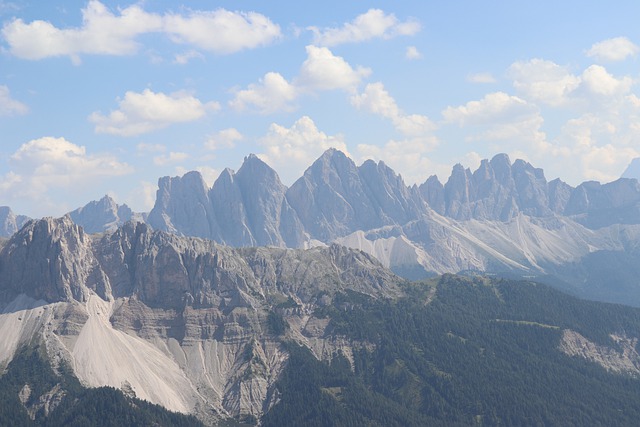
<box><xmin>124</xmin><ymin>180</ymin><xmax>157</xmax><ymax>212</ymax></box>
<box><xmin>89</xmin><ymin>89</ymin><xmax>219</xmax><ymax>136</ymax></box>
<box><xmin>442</xmin><ymin>92</ymin><xmax>548</xmax><ymax>157</ymax></box>
<box><xmin>1</xmin><ymin>1</ymin><xmax>280</xmax><ymax>62</ymax></box>
<box><xmin>205</xmin><ymin>128</ymin><xmax>243</xmax><ymax>150</ymax></box>
<box><xmin>580</xmin><ymin>65</ymin><xmax>633</xmax><ymax>96</ymax></box>
<box><xmin>310</xmin><ymin>9</ymin><xmax>420</xmax><ymax>47</ymax></box>
<box><xmin>351</xmin><ymin>82</ymin><xmax>435</xmax><ymax>136</ymax></box>
<box><xmin>443</xmin><ymin>91</ymin><xmax>536</xmax><ymax>126</ymax></box>
<box><xmin>357</xmin><ymin>136</ymin><xmax>439</xmax><ymax>185</ymax></box>
<box><xmin>153</xmin><ymin>151</ymin><xmax>189</xmax><ymax>166</ymax></box>
<box><xmin>2</xmin><ymin>0</ymin><xmax>162</xmax><ymax>62</ymax></box>
<box><xmin>586</xmin><ymin>36</ymin><xmax>639</xmax><ymax>62</ymax></box>
<box><xmin>173</xmin><ymin>50</ymin><xmax>204</xmax><ymax>64</ymax></box>
<box><xmin>1</xmin><ymin>137</ymin><xmax>133</xmax><ymax>210</ymax></box>
<box><xmin>163</xmin><ymin>9</ymin><xmax>280</xmax><ymax>54</ymax></box>
<box><xmin>229</xmin><ymin>72</ymin><xmax>297</xmax><ymax>114</ymax></box>
<box><xmin>405</xmin><ymin>46</ymin><xmax>422</xmax><ymax>60</ymax></box>
<box><xmin>555</xmin><ymin>114</ymin><xmax>640</xmax><ymax>182</ymax></box>
<box><xmin>297</xmin><ymin>45</ymin><xmax>371</xmax><ymax>92</ymax></box>
<box><xmin>467</xmin><ymin>73</ymin><xmax>496</xmax><ymax>84</ymax></box>
<box><xmin>230</xmin><ymin>46</ymin><xmax>370</xmax><ymax>113</ymax></box>
<box><xmin>0</xmin><ymin>85</ymin><xmax>28</xmax><ymax>116</ymax></box>
<box><xmin>257</xmin><ymin>116</ymin><xmax>348</xmax><ymax>184</ymax></box>
<box><xmin>507</xmin><ymin>59</ymin><xmax>580</xmax><ymax>106</ymax></box>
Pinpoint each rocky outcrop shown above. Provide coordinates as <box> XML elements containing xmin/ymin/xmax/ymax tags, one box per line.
<box><xmin>0</xmin><ymin>206</ymin><xmax>30</xmax><ymax>238</ymax></box>
<box><xmin>0</xmin><ymin>216</ymin><xmax>110</xmax><ymax>303</ymax></box>
<box><xmin>67</xmin><ymin>195</ymin><xmax>143</xmax><ymax>234</ymax></box>
<box><xmin>148</xmin><ymin>155</ymin><xmax>306</xmax><ymax>248</ymax></box>
<box><xmin>287</xmin><ymin>149</ymin><xmax>424</xmax><ymax>241</ymax></box>
<box><xmin>441</xmin><ymin>154</ymin><xmax>556</xmax><ymax>221</ymax></box>
<box><xmin>564</xmin><ymin>178</ymin><xmax>640</xmax><ymax>228</ymax></box>
<box><xmin>559</xmin><ymin>330</ymin><xmax>640</xmax><ymax>376</ymax></box>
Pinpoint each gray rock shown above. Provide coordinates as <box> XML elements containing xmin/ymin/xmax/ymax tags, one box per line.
<box><xmin>564</xmin><ymin>178</ymin><xmax>640</xmax><ymax>228</ymax></box>
<box><xmin>0</xmin><ymin>216</ymin><xmax>110</xmax><ymax>303</ymax></box>
<box><xmin>0</xmin><ymin>206</ymin><xmax>30</xmax><ymax>238</ymax></box>
<box><xmin>68</xmin><ymin>195</ymin><xmax>141</xmax><ymax>234</ymax></box>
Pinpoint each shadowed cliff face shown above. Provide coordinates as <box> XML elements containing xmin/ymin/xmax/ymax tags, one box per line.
<box><xmin>0</xmin><ymin>216</ymin><xmax>110</xmax><ymax>303</ymax></box>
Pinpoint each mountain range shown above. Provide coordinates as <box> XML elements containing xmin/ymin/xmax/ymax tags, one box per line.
<box><xmin>2</xmin><ymin>216</ymin><xmax>640</xmax><ymax>425</ymax></box>
<box><xmin>6</xmin><ymin>148</ymin><xmax>637</xmax><ymax>307</ymax></box>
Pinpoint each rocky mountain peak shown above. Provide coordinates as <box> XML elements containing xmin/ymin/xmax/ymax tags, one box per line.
<box><xmin>148</xmin><ymin>170</ymin><xmax>214</xmax><ymax>237</ymax></box>
<box><xmin>0</xmin><ymin>206</ymin><xmax>30</xmax><ymax>238</ymax></box>
<box><xmin>68</xmin><ymin>195</ymin><xmax>135</xmax><ymax>234</ymax></box>
<box><xmin>0</xmin><ymin>216</ymin><xmax>110</xmax><ymax>303</ymax></box>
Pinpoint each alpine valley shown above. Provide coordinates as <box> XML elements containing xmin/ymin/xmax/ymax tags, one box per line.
<box><xmin>2</xmin><ymin>150</ymin><xmax>640</xmax><ymax>425</ymax></box>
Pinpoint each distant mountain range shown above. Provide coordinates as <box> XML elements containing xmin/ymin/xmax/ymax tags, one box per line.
<box><xmin>2</xmin><ymin>149</ymin><xmax>640</xmax><ymax>306</ymax></box>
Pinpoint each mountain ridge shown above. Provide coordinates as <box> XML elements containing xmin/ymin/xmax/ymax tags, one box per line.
<box><xmin>4</xmin><ymin>149</ymin><xmax>640</xmax><ymax>306</ymax></box>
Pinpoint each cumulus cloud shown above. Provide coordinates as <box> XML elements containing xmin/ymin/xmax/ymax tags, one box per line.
<box><xmin>297</xmin><ymin>45</ymin><xmax>371</xmax><ymax>92</ymax></box>
<box><xmin>1</xmin><ymin>1</ymin><xmax>281</xmax><ymax>62</ymax></box>
<box><xmin>580</xmin><ymin>65</ymin><xmax>633</xmax><ymax>96</ymax></box>
<box><xmin>0</xmin><ymin>85</ymin><xmax>28</xmax><ymax>116</ymax></box>
<box><xmin>405</xmin><ymin>46</ymin><xmax>422</xmax><ymax>60</ymax></box>
<box><xmin>1</xmin><ymin>137</ymin><xmax>133</xmax><ymax>213</ymax></box>
<box><xmin>555</xmin><ymin>113</ymin><xmax>640</xmax><ymax>182</ymax></box>
<box><xmin>443</xmin><ymin>92</ymin><xmax>537</xmax><ymax>126</ymax></box>
<box><xmin>163</xmin><ymin>9</ymin><xmax>280</xmax><ymax>54</ymax></box>
<box><xmin>205</xmin><ymin>128</ymin><xmax>243</xmax><ymax>150</ymax></box>
<box><xmin>586</xmin><ymin>36</ymin><xmax>639</xmax><ymax>62</ymax></box>
<box><xmin>351</xmin><ymin>82</ymin><xmax>435</xmax><ymax>136</ymax></box>
<box><xmin>508</xmin><ymin>59</ymin><xmax>581</xmax><ymax>106</ymax></box>
<box><xmin>124</xmin><ymin>180</ymin><xmax>157</xmax><ymax>212</ymax></box>
<box><xmin>173</xmin><ymin>50</ymin><xmax>204</xmax><ymax>65</ymax></box>
<box><xmin>257</xmin><ymin>116</ymin><xmax>348</xmax><ymax>184</ymax></box>
<box><xmin>442</xmin><ymin>91</ymin><xmax>548</xmax><ymax>156</ymax></box>
<box><xmin>229</xmin><ymin>72</ymin><xmax>297</xmax><ymax>114</ymax></box>
<box><xmin>230</xmin><ymin>46</ymin><xmax>369</xmax><ymax>113</ymax></box>
<box><xmin>357</xmin><ymin>136</ymin><xmax>439</xmax><ymax>184</ymax></box>
<box><xmin>310</xmin><ymin>9</ymin><xmax>420</xmax><ymax>47</ymax></box>
<box><xmin>2</xmin><ymin>1</ymin><xmax>162</xmax><ymax>63</ymax></box>
<box><xmin>89</xmin><ymin>89</ymin><xmax>219</xmax><ymax>136</ymax></box>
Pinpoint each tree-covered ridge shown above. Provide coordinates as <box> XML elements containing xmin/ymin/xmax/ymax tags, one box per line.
<box><xmin>0</xmin><ymin>345</ymin><xmax>204</xmax><ymax>427</ymax></box>
<box><xmin>264</xmin><ymin>275</ymin><xmax>640</xmax><ymax>426</ymax></box>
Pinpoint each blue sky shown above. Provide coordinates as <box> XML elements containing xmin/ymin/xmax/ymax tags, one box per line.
<box><xmin>1</xmin><ymin>1</ymin><xmax>640</xmax><ymax>217</ymax></box>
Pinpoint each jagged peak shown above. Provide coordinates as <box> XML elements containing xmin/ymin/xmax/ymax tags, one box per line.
<box><xmin>215</xmin><ymin>167</ymin><xmax>235</xmax><ymax>183</ymax></box>
<box><xmin>238</xmin><ymin>153</ymin><xmax>281</xmax><ymax>182</ymax></box>
<box><xmin>490</xmin><ymin>152</ymin><xmax>512</xmax><ymax>167</ymax></box>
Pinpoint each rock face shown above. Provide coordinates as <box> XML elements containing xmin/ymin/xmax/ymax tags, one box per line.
<box><xmin>67</xmin><ymin>195</ymin><xmax>143</xmax><ymax>234</ymax></box>
<box><xmin>0</xmin><ymin>206</ymin><xmax>30</xmax><ymax>238</ymax></box>
<box><xmin>0</xmin><ymin>217</ymin><xmax>402</xmax><ymax>424</ymax></box>
<box><xmin>148</xmin><ymin>155</ymin><xmax>306</xmax><ymax>247</ymax></box>
<box><xmin>441</xmin><ymin>154</ymin><xmax>555</xmax><ymax>221</ymax></box>
<box><xmin>287</xmin><ymin>149</ymin><xmax>423</xmax><ymax>241</ymax></box>
<box><xmin>0</xmin><ymin>216</ymin><xmax>110</xmax><ymax>303</ymax></box>
<box><xmin>564</xmin><ymin>179</ymin><xmax>640</xmax><ymax>228</ymax></box>
<box><xmin>139</xmin><ymin>149</ymin><xmax>640</xmax><ymax>307</ymax></box>
<box><xmin>146</xmin><ymin>150</ymin><xmax>640</xmax><ymax>240</ymax></box>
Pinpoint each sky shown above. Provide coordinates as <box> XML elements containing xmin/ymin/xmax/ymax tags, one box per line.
<box><xmin>1</xmin><ymin>1</ymin><xmax>640</xmax><ymax>218</ymax></box>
